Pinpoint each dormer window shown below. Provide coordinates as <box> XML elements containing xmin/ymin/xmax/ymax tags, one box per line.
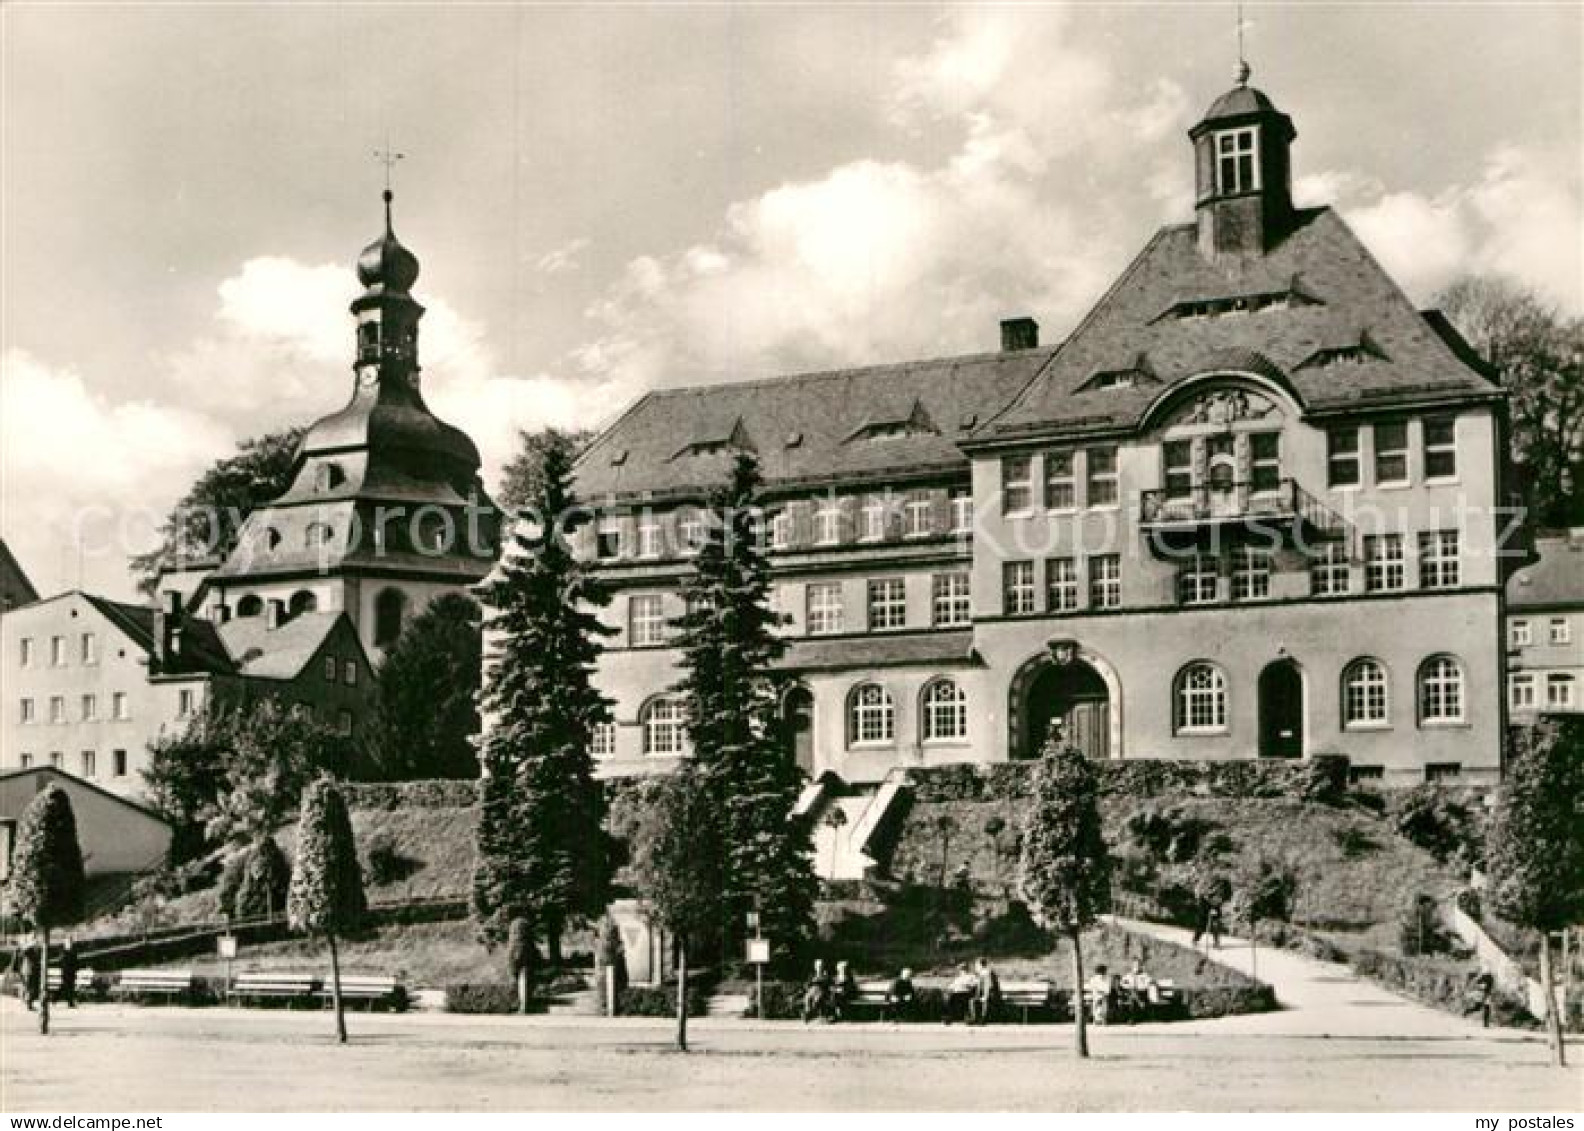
<box><xmin>1215</xmin><ymin>128</ymin><xmax>1259</xmax><ymax>194</ymax></box>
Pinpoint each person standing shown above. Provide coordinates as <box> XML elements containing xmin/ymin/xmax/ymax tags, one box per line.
<box><xmin>802</xmin><ymin>959</ymin><xmax>833</xmax><ymax>1023</ymax></box>
<box><xmin>945</xmin><ymin>964</ymin><xmax>976</xmax><ymax>1024</ymax></box>
<box><xmin>833</xmin><ymin>960</ymin><xmax>859</xmax><ymax>1022</ymax></box>
<box><xmin>20</xmin><ymin>944</ymin><xmax>41</xmax><ymax>1012</ymax></box>
<box><xmin>971</xmin><ymin>958</ymin><xmax>1002</xmax><ymax>1025</ymax></box>
<box><xmin>57</xmin><ymin>939</ymin><xmax>79</xmax><ymax>1009</ymax></box>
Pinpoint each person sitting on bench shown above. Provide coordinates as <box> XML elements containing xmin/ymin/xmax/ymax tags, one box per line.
<box><xmin>945</xmin><ymin>964</ymin><xmax>976</xmax><ymax>1024</ymax></box>
<box><xmin>1119</xmin><ymin>959</ymin><xmax>1158</xmax><ymax>1020</ymax></box>
<box><xmin>802</xmin><ymin>959</ymin><xmax>834</xmax><ymax>1023</ymax></box>
<box><xmin>970</xmin><ymin>958</ymin><xmax>1002</xmax><ymax>1025</ymax></box>
<box><xmin>833</xmin><ymin>960</ymin><xmax>859</xmax><ymax>1022</ymax></box>
<box><xmin>884</xmin><ymin>968</ymin><xmax>916</xmax><ymax>1022</ymax></box>
<box><xmin>1087</xmin><ymin>964</ymin><xmax>1116</xmax><ymax>1026</ymax></box>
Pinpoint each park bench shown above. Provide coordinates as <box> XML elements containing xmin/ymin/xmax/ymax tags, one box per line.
<box><xmin>45</xmin><ymin>966</ymin><xmax>96</xmax><ymax>999</ymax></box>
<box><xmin>112</xmin><ymin>969</ymin><xmax>194</xmax><ymax>1004</ymax></box>
<box><xmin>230</xmin><ymin>971</ymin><xmax>319</xmax><ymax>1008</ymax></box>
<box><xmin>318</xmin><ymin>975</ymin><xmax>403</xmax><ymax>1012</ymax></box>
<box><xmin>1087</xmin><ymin>977</ymin><xmax>1184</xmax><ymax>1023</ymax></box>
<box><xmin>843</xmin><ymin>980</ymin><xmax>895</xmax><ymax>1019</ymax></box>
<box><xmin>998</xmin><ymin>979</ymin><xmax>1056</xmax><ymax>1023</ymax></box>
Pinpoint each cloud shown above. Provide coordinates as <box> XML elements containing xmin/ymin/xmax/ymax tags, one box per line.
<box><xmin>0</xmin><ymin>349</ymin><xmax>232</xmax><ymax>596</ymax></box>
<box><xmin>533</xmin><ymin>237</ymin><xmax>591</xmax><ymax>276</ymax></box>
<box><xmin>1302</xmin><ymin>147</ymin><xmax>1583</xmax><ymax>311</ymax></box>
<box><xmin>574</xmin><ymin>6</ymin><xmax>1194</xmax><ymax>392</ymax></box>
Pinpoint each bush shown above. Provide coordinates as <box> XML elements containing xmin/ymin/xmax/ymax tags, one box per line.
<box><xmin>339</xmin><ymin>780</ymin><xmax>479</xmax><ymax>812</ymax></box>
<box><xmin>1181</xmin><ymin>983</ymin><xmax>1278</xmax><ymax>1018</ymax></box>
<box><xmin>616</xmin><ymin>980</ymin><xmax>710</xmax><ymax>1017</ymax></box>
<box><xmin>1332</xmin><ymin>825</ymin><xmax>1379</xmax><ymax>860</ymax></box>
<box><xmin>1298</xmin><ymin>754</ymin><xmax>1351</xmax><ymax>805</ymax></box>
<box><xmin>362</xmin><ymin>832</ymin><xmax>419</xmax><ymax>886</ymax></box>
<box><xmin>1392</xmin><ymin>786</ymin><xmax>1484</xmax><ymax>868</ymax></box>
<box><xmin>444</xmin><ymin>982</ymin><xmax>528</xmax><ymax>1014</ymax></box>
<box><xmin>1397</xmin><ymin>894</ymin><xmax>1455</xmax><ymax>957</ymax></box>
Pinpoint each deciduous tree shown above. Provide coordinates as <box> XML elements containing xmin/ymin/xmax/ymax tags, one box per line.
<box><xmin>287</xmin><ymin>778</ymin><xmax>367</xmax><ymax>1044</ymax></box>
<box><xmin>6</xmin><ymin>785</ymin><xmax>86</xmax><ymax>1035</ymax></box>
<box><xmin>1018</xmin><ymin>740</ymin><xmax>1112</xmax><ymax>1058</ymax></box>
<box><xmin>363</xmin><ymin>592</ymin><xmax>482</xmax><ymax>780</ymax></box>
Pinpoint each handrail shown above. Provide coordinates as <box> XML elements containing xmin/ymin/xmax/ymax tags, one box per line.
<box><xmin>1139</xmin><ymin>477</ymin><xmax>1350</xmax><ymax>539</ymax></box>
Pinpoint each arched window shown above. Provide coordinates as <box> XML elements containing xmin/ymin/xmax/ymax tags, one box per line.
<box><xmin>921</xmin><ymin>679</ymin><xmax>968</xmax><ymax>742</ymax></box>
<box><xmin>1341</xmin><ymin>658</ymin><xmax>1389</xmax><ymax>728</ymax></box>
<box><xmin>374</xmin><ymin>588</ymin><xmax>407</xmax><ymax>648</ymax></box>
<box><xmin>288</xmin><ymin>590</ymin><xmax>319</xmax><ymax>618</ymax></box>
<box><xmin>848</xmin><ymin>683</ymin><xmax>895</xmax><ymax>746</ymax></box>
<box><xmin>258</xmin><ymin>526</ymin><xmax>282</xmax><ymax>551</ymax></box>
<box><xmin>414</xmin><ymin>509</ymin><xmax>451</xmax><ymax>555</ymax></box>
<box><xmin>314</xmin><ymin>463</ymin><xmax>345</xmax><ymax>493</ymax></box>
<box><xmin>1174</xmin><ymin>662</ymin><xmax>1227</xmax><ymax>734</ymax></box>
<box><xmin>1418</xmin><ymin>655</ymin><xmax>1465</xmax><ymax>725</ymax></box>
<box><xmin>304</xmin><ymin>522</ymin><xmax>334</xmax><ymax>549</ymax></box>
<box><xmin>236</xmin><ymin>594</ymin><xmax>264</xmax><ymax>618</ymax></box>
<box><xmin>641</xmin><ymin>697</ymin><xmax>687</xmax><ymax>756</ymax></box>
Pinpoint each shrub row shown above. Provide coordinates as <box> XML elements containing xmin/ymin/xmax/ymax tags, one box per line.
<box><xmin>903</xmin><ymin>757</ymin><xmax>1350</xmax><ymax>806</ymax></box>
<box><xmin>444</xmin><ymin>982</ymin><xmax>525</xmax><ymax>1014</ymax></box>
<box><xmin>614</xmin><ymin>980</ymin><xmax>712</xmax><ymax>1017</ymax></box>
<box><xmin>340</xmin><ymin>780</ymin><xmax>479</xmax><ymax>811</ymax></box>
<box><xmin>1349</xmin><ymin>949</ymin><xmax>1535</xmax><ymax>1029</ymax></box>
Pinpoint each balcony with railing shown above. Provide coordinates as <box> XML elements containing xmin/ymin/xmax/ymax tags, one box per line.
<box><xmin>1138</xmin><ymin>477</ymin><xmax>1352</xmax><ymax>555</ymax></box>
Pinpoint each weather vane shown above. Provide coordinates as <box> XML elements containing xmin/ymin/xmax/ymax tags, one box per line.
<box><xmin>373</xmin><ymin>138</ymin><xmax>406</xmax><ymax>193</ymax></box>
<box><xmin>1235</xmin><ymin>1</ymin><xmax>1252</xmax><ymax>85</ymax></box>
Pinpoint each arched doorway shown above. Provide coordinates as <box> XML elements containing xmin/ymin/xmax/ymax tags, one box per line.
<box><xmin>782</xmin><ymin>686</ymin><xmax>815</xmax><ymax>776</ymax></box>
<box><xmin>1011</xmin><ymin>654</ymin><xmax>1112</xmax><ymax>760</ymax></box>
<box><xmin>1258</xmin><ymin>659</ymin><xmax>1304</xmax><ymax>759</ymax></box>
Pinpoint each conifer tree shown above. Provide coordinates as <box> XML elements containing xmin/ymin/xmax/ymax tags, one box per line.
<box><xmin>672</xmin><ymin>452</ymin><xmax>816</xmax><ymax>963</ymax></box>
<box><xmin>472</xmin><ymin>436</ymin><xmax>614</xmax><ymax>966</ymax></box>
<box><xmin>1018</xmin><ymin>739</ymin><xmax>1112</xmax><ymax>1058</ymax></box>
<box><xmin>6</xmin><ymin>784</ymin><xmax>86</xmax><ymax>1035</ymax></box>
<box><xmin>287</xmin><ymin>778</ymin><xmax>366</xmax><ymax>1044</ymax></box>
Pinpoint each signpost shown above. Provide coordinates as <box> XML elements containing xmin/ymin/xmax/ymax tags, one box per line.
<box><xmin>746</xmin><ymin>910</ymin><xmax>768</xmax><ymax>1019</ymax></box>
<box><xmin>217</xmin><ymin>933</ymin><xmax>238</xmax><ymax>1001</ymax></box>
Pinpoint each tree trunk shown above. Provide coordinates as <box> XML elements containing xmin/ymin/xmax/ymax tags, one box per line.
<box><xmin>38</xmin><ymin>928</ymin><xmax>50</xmax><ymax>1037</ymax></box>
<box><xmin>1070</xmin><ymin>927</ymin><xmax>1088</xmax><ymax>1059</ymax></box>
<box><xmin>548</xmin><ymin>922</ymin><xmax>563</xmax><ymax>968</ymax></box>
<box><xmin>676</xmin><ymin>937</ymin><xmax>689</xmax><ymax>1053</ymax></box>
<box><xmin>1540</xmin><ymin>931</ymin><xmax>1566</xmax><ymax>1067</ymax></box>
<box><xmin>328</xmin><ymin>931</ymin><xmax>347</xmax><ymax>1044</ymax></box>
<box><xmin>518</xmin><ymin>968</ymin><xmax>530</xmax><ymax>1016</ymax></box>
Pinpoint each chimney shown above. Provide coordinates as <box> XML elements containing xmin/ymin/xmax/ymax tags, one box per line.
<box><xmin>1000</xmin><ymin>317</ymin><xmax>1039</xmax><ymax>352</ymax></box>
<box><xmin>153</xmin><ymin>590</ymin><xmax>182</xmax><ymax>668</ymax></box>
<box><xmin>266</xmin><ymin>599</ymin><xmax>286</xmax><ymax>630</ymax></box>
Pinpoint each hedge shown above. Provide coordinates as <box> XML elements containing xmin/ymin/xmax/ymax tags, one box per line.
<box><xmin>902</xmin><ymin>757</ymin><xmax>1351</xmax><ymax>806</ymax></box>
<box><xmin>616</xmin><ymin>980</ymin><xmax>711</xmax><ymax>1017</ymax></box>
<box><xmin>444</xmin><ymin>982</ymin><xmax>525</xmax><ymax>1014</ymax></box>
<box><xmin>340</xmin><ymin>781</ymin><xmax>479</xmax><ymax>811</ymax></box>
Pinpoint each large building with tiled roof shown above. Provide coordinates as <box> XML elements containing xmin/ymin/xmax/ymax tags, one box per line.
<box><xmin>570</xmin><ymin>69</ymin><xmax>1516</xmax><ymax>793</ymax></box>
<box><xmin>1505</xmin><ymin>529</ymin><xmax>1583</xmax><ymax>723</ymax></box>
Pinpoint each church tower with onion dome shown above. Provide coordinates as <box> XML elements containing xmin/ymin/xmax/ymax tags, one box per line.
<box><xmin>202</xmin><ymin>192</ymin><xmax>501</xmax><ymax>662</ymax></box>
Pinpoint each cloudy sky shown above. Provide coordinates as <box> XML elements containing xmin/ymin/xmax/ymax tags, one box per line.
<box><xmin>3</xmin><ymin>2</ymin><xmax>1579</xmax><ymax>599</ymax></box>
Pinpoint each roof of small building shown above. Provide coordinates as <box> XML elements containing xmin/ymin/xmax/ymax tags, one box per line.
<box><xmin>217</xmin><ymin>610</ymin><xmax>361</xmax><ymax>681</ymax></box>
<box><xmin>80</xmin><ymin>593</ymin><xmax>236</xmax><ymax>677</ymax></box>
<box><xmin>1507</xmin><ymin>530</ymin><xmax>1584</xmax><ymax>611</ymax></box>
<box><xmin>979</xmin><ymin>207</ymin><xmax>1499</xmax><ymax>439</ymax></box>
<box><xmin>573</xmin><ymin>347</ymin><xmax>1054</xmax><ymax>500</ymax></box>
<box><xmin>0</xmin><ymin>765</ymin><xmax>172</xmax><ymax>825</ymax></box>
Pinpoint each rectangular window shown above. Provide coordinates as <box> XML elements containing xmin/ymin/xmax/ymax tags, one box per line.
<box><xmin>931</xmin><ymin>573</ymin><xmax>971</xmax><ymax>627</ymax></box>
<box><xmin>344</xmin><ymin>661</ymin><xmax>358</xmax><ymax>686</ymax></box>
<box><xmin>1423</xmin><ymin>415</ymin><xmax>1457</xmax><ymax>480</ymax></box>
<box><xmin>1550</xmin><ymin>618</ymin><xmax>1571</xmax><ymax>645</ymax></box>
<box><xmin>80</xmin><ymin>694</ymin><xmax>97</xmax><ymax>722</ymax></box>
<box><xmin>1003</xmin><ymin>562</ymin><xmax>1036</xmax><ymax>616</ymax></box>
<box><xmin>629</xmin><ymin>594</ymin><xmax>667</xmax><ymax>647</ymax></box>
<box><xmin>1215</xmin><ymin>127</ymin><xmax>1259</xmax><ymax>194</ymax></box>
<box><xmin>337</xmin><ymin>710</ymin><xmax>354</xmax><ymax>737</ymax></box>
<box><xmin>1046</xmin><ymin>558</ymin><xmax>1078</xmax><ymax>612</ymax></box>
<box><xmin>1002</xmin><ymin>456</ymin><xmax>1035</xmax><ymax>513</ymax></box>
<box><xmin>113</xmin><ymin>692</ymin><xmax>129</xmax><ymax>720</ymax></box>
<box><xmin>814</xmin><ymin>502</ymin><xmax>842</xmax><ymax>545</ymax></box>
<box><xmin>768</xmin><ymin>510</ymin><xmax>793</xmax><ymax>550</ymax></box>
<box><xmin>1327</xmin><ymin>426</ymin><xmax>1361</xmax><ymax>488</ymax></box>
<box><xmin>1310</xmin><ymin>543</ymin><xmax>1351</xmax><ymax>596</ymax></box>
<box><xmin>904</xmin><ymin>496</ymin><xmax>932</xmax><ymax>538</ymax></box>
<box><xmin>20</xmin><ymin>698</ymin><xmax>35</xmax><ymax>724</ymax></box>
<box><xmin>1511</xmin><ymin>619</ymin><xmax>1532</xmax><ymax>647</ymax></box>
<box><xmin>1418</xmin><ymin>531</ymin><xmax>1460</xmax><ymax>589</ymax></box>
<box><xmin>861</xmin><ymin>496</ymin><xmax>888</xmax><ymax>542</ymax></box>
<box><xmin>1424</xmin><ymin>763</ymin><xmax>1462</xmax><ymax>784</ymax></box>
<box><xmin>80</xmin><ymin>632</ymin><xmax>97</xmax><ymax>665</ymax></box>
<box><xmin>49</xmin><ymin>696</ymin><xmax>65</xmax><ymax>724</ymax></box>
<box><xmin>807</xmin><ymin>583</ymin><xmax>844</xmax><ymax>636</ymax></box>
<box><xmin>177</xmin><ymin>689</ymin><xmax>196</xmax><ymax>718</ymax></box>
<box><xmin>595</xmin><ymin>519</ymin><xmax>624</xmax><ymax>561</ymax></box>
<box><xmin>867</xmin><ymin>578</ymin><xmax>907</xmax><ymax>631</ymax></box>
<box><xmin>637</xmin><ymin>517</ymin><xmax>663</xmax><ymax>558</ymax></box>
<box><xmin>1230</xmin><ymin>549</ymin><xmax>1272</xmax><ymax>601</ymax></box>
<box><xmin>1547</xmin><ymin>674</ymin><xmax>1575</xmax><ymax>709</ymax></box>
<box><xmin>1044</xmin><ymin>451</ymin><xmax>1076</xmax><ymax>510</ymax></box>
<box><xmin>1509</xmin><ymin>673</ymin><xmax>1536</xmax><ymax>710</ymax></box>
<box><xmin>1089</xmin><ymin>554</ymin><xmax>1122</xmax><ymax>610</ymax></box>
<box><xmin>590</xmin><ymin>722</ymin><xmax>615</xmax><ymax>758</ymax></box>
<box><xmin>1178</xmin><ymin>555</ymin><xmax>1219</xmax><ymax>605</ymax></box>
<box><xmin>1163</xmin><ymin>440</ymin><xmax>1193</xmax><ymax>500</ymax></box>
<box><xmin>1374</xmin><ymin>421</ymin><xmax>1409</xmax><ymax>486</ymax></box>
<box><xmin>49</xmin><ymin>752</ymin><xmax>62</xmax><ymax>769</ymax></box>
<box><xmin>112</xmin><ymin>749</ymin><xmax>128</xmax><ymax>777</ymax></box>
<box><xmin>19</xmin><ymin>753</ymin><xmax>33</xmax><ymax>769</ymax></box>
<box><xmin>80</xmin><ymin>750</ymin><xmax>95</xmax><ymax>778</ymax></box>
<box><xmin>950</xmin><ymin>489</ymin><xmax>973</xmax><ymax>534</ymax></box>
<box><xmin>19</xmin><ymin>637</ymin><xmax>33</xmax><ymax>667</ymax></box>
<box><xmin>1250</xmin><ymin>433</ymin><xmax>1281</xmax><ymax>493</ymax></box>
<box><xmin>51</xmin><ymin>636</ymin><xmax>66</xmax><ymax>667</ymax></box>
<box><xmin>324</xmin><ymin>655</ymin><xmax>337</xmax><ymax>681</ymax></box>
<box><xmin>1086</xmin><ymin>446</ymin><xmax>1119</xmax><ymax>508</ymax></box>
<box><xmin>1349</xmin><ymin>765</ymin><xmax>1385</xmax><ymax>783</ymax></box>
<box><xmin>1365</xmin><ymin>534</ymin><xmax>1405</xmax><ymax>592</ymax></box>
